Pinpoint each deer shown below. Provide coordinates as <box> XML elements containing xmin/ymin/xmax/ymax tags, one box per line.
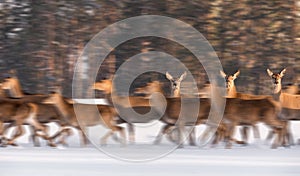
<box><xmin>266</xmin><ymin>68</ymin><xmax>300</xmax><ymax>146</ymax></box>
<box><xmin>42</xmin><ymin>90</ymin><xmax>126</xmax><ymax>146</ymax></box>
<box><xmin>215</xmin><ymin>68</ymin><xmax>290</xmax><ymax>148</ymax></box>
<box><xmin>92</xmin><ymin>78</ymin><xmax>163</xmax><ymax>144</ymax></box>
<box><xmin>0</xmin><ymin>98</ymin><xmax>55</xmax><ymax>147</ymax></box>
<box><xmin>221</xmin><ymin>97</ymin><xmax>284</xmax><ymax>148</ymax></box>
<box><xmin>156</xmin><ymin>71</ymin><xmax>199</xmax><ymax>146</ymax></box>
<box><xmin>220</xmin><ymin>70</ymin><xmax>271</xmax><ymax>145</ymax></box>
<box><xmin>1</xmin><ymin>76</ymin><xmax>74</xmax><ymax>147</ymax></box>
<box><xmin>135</xmin><ymin>80</ymin><xmax>210</xmax><ymax>145</ymax></box>
<box><xmin>135</xmin><ymin>79</ymin><xmax>252</xmax><ymax>148</ymax></box>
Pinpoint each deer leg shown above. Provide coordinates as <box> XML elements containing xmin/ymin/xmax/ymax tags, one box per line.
<box><xmin>29</xmin><ymin>125</ymin><xmax>41</xmax><ymax>147</ymax></box>
<box><xmin>265</xmin><ymin>130</ymin><xmax>275</xmax><ymax>144</ymax></box>
<box><xmin>2</xmin><ymin>122</ymin><xmax>15</xmax><ymax>136</ymax></box>
<box><xmin>166</xmin><ymin>126</ymin><xmax>179</xmax><ymax>143</ymax></box>
<box><xmin>211</xmin><ymin>128</ymin><xmax>222</xmax><ymax>147</ymax></box>
<box><xmin>281</xmin><ymin>121</ymin><xmax>292</xmax><ymax>147</ymax></box>
<box><xmin>6</xmin><ymin>123</ymin><xmax>24</xmax><ymax>146</ymax></box>
<box><xmin>76</xmin><ymin>126</ymin><xmax>88</xmax><ymax>147</ymax></box>
<box><xmin>57</xmin><ymin>127</ymin><xmax>73</xmax><ymax>146</ymax></box>
<box><xmin>100</xmin><ymin>131</ymin><xmax>114</xmax><ymax>146</ymax></box>
<box><xmin>100</xmin><ymin>114</ymin><xmax>126</xmax><ymax>146</ymax></box>
<box><xmin>127</xmin><ymin>123</ymin><xmax>135</xmax><ymax>144</ymax></box>
<box><xmin>188</xmin><ymin>127</ymin><xmax>196</xmax><ymax>146</ymax></box>
<box><xmin>47</xmin><ymin>126</ymin><xmax>72</xmax><ymax>146</ymax></box>
<box><xmin>268</xmin><ymin>120</ymin><xmax>284</xmax><ymax>149</ymax></box>
<box><xmin>100</xmin><ymin>126</ymin><xmax>126</xmax><ymax>146</ymax></box>
<box><xmin>199</xmin><ymin>125</ymin><xmax>215</xmax><ymax>146</ymax></box>
<box><xmin>225</xmin><ymin>122</ymin><xmax>237</xmax><ymax>149</ymax></box>
<box><xmin>213</xmin><ymin>124</ymin><xmax>227</xmax><ymax>146</ymax></box>
<box><xmin>0</xmin><ymin>121</ymin><xmax>5</xmax><ymax>146</ymax></box>
<box><xmin>154</xmin><ymin>124</ymin><xmax>173</xmax><ymax>145</ymax></box>
<box><xmin>252</xmin><ymin>125</ymin><xmax>260</xmax><ymax>139</ymax></box>
<box><xmin>177</xmin><ymin>119</ymin><xmax>185</xmax><ymax>148</ymax></box>
<box><xmin>239</xmin><ymin>126</ymin><xmax>249</xmax><ymax>145</ymax></box>
<box><xmin>285</xmin><ymin>121</ymin><xmax>294</xmax><ymax>146</ymax></box>
<box><xmin>29</xmin><ymin>121</ymin><xmax>56</xmax><ymax>147</ymax></box>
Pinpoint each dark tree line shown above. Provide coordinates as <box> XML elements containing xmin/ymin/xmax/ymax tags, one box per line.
<box><xmin>0</xmin><ymin>0</ymin><xmax>300</xmax><ymax>97</ymax></box>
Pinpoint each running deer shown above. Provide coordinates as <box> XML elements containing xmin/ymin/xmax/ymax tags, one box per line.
<box><xmin>135</xmin><ymin>80</ymin><xmax>213</xmax><ymax>146</ymax></box>
<box><xmin>220</xmin><ymin>70</ymin><xmax>270</xmax><ymax>144</ymax></box>
<box><xmin>136</xmin><ymin>80</ymin><xmax>251</xmax><ymax>148</ymax></box>
<box><xmin>266</xmin><ymin>68</ymin><xmax>298</xmax><ymax>146</ymax></box>
<box><xmin>0</xmin><ymin>99</ymin><xmax>53</xmax><ymax>147</ymax></box>
<box><xmin>216</xmin><ymin>68</ymin><xmax>288</xmax><ymax>148</ymax></box>
<box><xmin>1</xmin><ymin>76</ymin><xmax>74</xmax><ymax>146</ymax></box>
<box><xmin>92</xmin><ymin>78</ymin><xmax>161</xmax><ymax>143</ymax></box>
<box><xmin>42</xmin><ymin>90</ymin><xmax>126</xmax><ymax>146</ymax></box>
<box><xmin>159</xmin><ymin>72</ymin><xmax>198</xmax><ymax>146</ymax></box>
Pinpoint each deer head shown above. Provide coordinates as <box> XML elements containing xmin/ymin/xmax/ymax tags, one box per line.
<box><xmin>43</xmin><ymin>87</ymin><xmax>63</xmax><ymax>105</ymax></box>
<box><xmin>1</xmin><ymin>76</ymin><xmax>23</xmax><ymax>98</ymax></box>
<box><xmin>134</xmin><ymin>81</ymin><xmax>164</xmax><ymax>97</ymax></box>
<box><xmin>92</xmin><ymin>79</ymin><xmax>113</xmax><ymax>94</ymax></box>
<box><xmin>267</xmin><ymin>68</ymin><xmax>286</xmax><ymax>94</ymax></box>
<box><xmin>166</xmin><ymin>71</ymin><xmax>186</xmax><ymax>97</ymax></box>
<box><xmin>220</xmin><ymin>70</ymin><xmax>240</xmax><ymax>96</ymax></box>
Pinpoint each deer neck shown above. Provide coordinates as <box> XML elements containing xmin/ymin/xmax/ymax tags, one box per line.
<box><xmin>172</xmin><ymin>88</ymin><xmax>180</xmax><ymax>98</ymax></box>
<box><xmin>272</xmin><ymin>83</ymin><xmax>282</xmax><ymax>101</ymax></box>
<box><xmin>227</xmin><ymin>86</ymin><xmax>237</xmax><ymax>98</ymax></box>
<box><xmin>7</xmin><ymin>79</ymin><xmax>24</xmax><ymax>98</ymax></box>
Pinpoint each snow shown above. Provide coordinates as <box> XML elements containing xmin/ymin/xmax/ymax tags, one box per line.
<box><xmin>1</xmin><ymin>99</ymin><xmax>300</xmax><ymax>176</ymax></box>
<box><xmin>1</xmin><ymin>146</ymin><xmax>300</xmax><ymax>176</ymax></box>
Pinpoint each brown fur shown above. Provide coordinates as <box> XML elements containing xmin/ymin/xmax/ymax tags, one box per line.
<box><xmin>43</xmin><ymin>92</ymin><xmax>126</xmax><ymax>146</ymax></box>
<box><xmin>1</xmin><ymin>77</ymin><xmax>72</xmax><ymax>146</ymax></box>
<box><xmin>93</xmin><ymin>79</ymin><xmax>159</xmax><ymax>143</ymax></box>
<box><xmin>266</xmin><ymin>68</ymin><xmax>300</xmax><ymax>146</ymax></box>
<box><xmin>0</xmin><ymin>99</ymin><xmax>52</xmax><ymax>146</ymax></box>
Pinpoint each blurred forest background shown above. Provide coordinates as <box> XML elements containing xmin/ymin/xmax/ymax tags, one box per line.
<box><xmin>1</xmin><ymin>0</ymin><xmax>300</xmax><ymax>97</ymax></box>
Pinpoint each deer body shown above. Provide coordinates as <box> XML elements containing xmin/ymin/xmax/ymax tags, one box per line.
<box><xmin>220</xmin><ymin>70</ymin><xmax>267</xmax><ymax>143</ymax></box>
<box><xmin>0</xmin><ymin>99</ymin><xmax>52</xmax><ymax>146</ymax></box>
<box><xmin>266</xmin><ymin>68</ymin><xmax>300</xmax><ymax>146</ymax></box>
<box><xmin>93</xmin><ymin>79</ymin><xmax>163</xmax><ymax>143</ymax></box>
<box><xmin>219</xmin><ymin>70</ymin><xmax>286</xmax><ymax>148</ymax></box>
<box><xmin>222</xmin><ymin>96</ymin><xmax>283</xmax><ymax>148</ymax></box>
<box><xmin>43</xmin><ymin>92</ymin><xmax>126</xmax><ymax>146</ymax></box>
<box><xmin>1</xmin><ymin>77</ymin><xmax>72</xmax><ymax>146</ymax></box>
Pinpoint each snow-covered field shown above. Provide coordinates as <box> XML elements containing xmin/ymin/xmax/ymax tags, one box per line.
<box><xmin>1</xmin><ymin>99</ymin><xmax>300</xmax><ymax>176</ymax></box>
<box><xmin>1</xmin><ymin>144</ymin><xmax>300</xmax><ymax>176</ymax></box>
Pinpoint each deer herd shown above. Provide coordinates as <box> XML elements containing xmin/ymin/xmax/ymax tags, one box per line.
<box><xmin>0</xmin><ymin>68</ymin><xmax>299</xmax><ymax>149</ymax></box>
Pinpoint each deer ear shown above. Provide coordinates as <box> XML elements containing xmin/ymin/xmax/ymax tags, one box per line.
<box><xmin>280</xmin><ymin>68</ymin><xmax>286</xmax><ymax>77</ymax></box>
<box><xmin>232</xmin><ymin>70</ymin><xmax>240</xmax><ymax>79</ymax></box>
<box><xmin>267</xmin><ymin>69</ymin><xmax>273</xmax><ymax>77</ymax></box>
<box><xmin>220</xmin><ymin>70</ymin><xmax>227</xmax><ymax>78</ymax></box>
<box><xmin>166</xmin><ymin>72</ymin><xmax>173</xmax><ymax>81</ymax></box>
<box><xmin>179</xmin><ymin>71</ymin><xmax>187</xmax><ymax>82</ymax></box>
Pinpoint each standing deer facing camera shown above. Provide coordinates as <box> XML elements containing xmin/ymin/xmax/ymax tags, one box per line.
<box><xmin>165</xmin><ymin>72</ymin><xmax>198</xmax><ymax>146</ymax></box>
<box><xmin>266</xmin><ymin>68</ymin><xmax>296</xmax><ymax>146</ymax></box>
<box><xmin>220</xmin><ymin>70</ymin><xmax>267</xmax><ymax>145</ymax></box>
<box><xmin>166</xmin><ymin>71</ymin><xmax>187</xmax><ymax>97</ymax></box>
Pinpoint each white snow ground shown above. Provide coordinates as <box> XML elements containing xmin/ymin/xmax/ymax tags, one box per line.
<box><xmin>1</xmin><ymin>99</ymin><xmax>300</xmax><ymax>176</ymax></box>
